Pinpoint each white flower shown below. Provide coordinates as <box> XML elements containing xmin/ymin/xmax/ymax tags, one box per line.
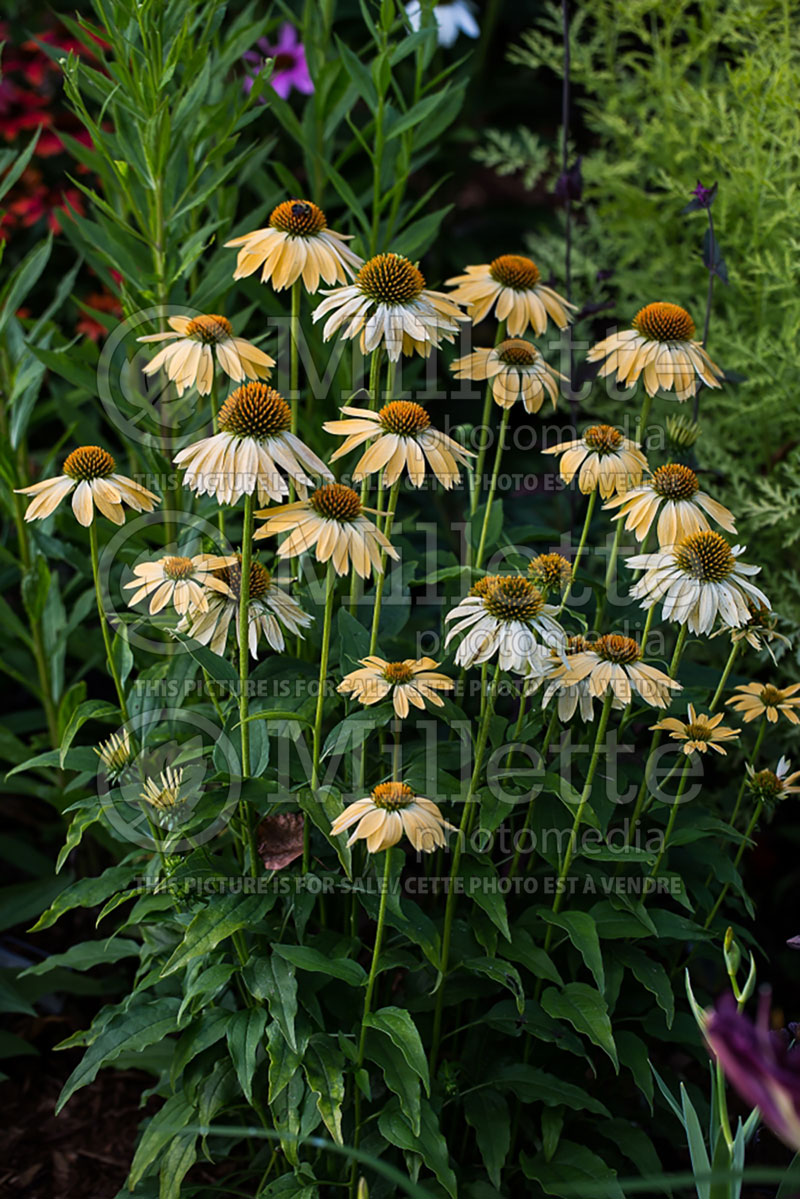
<box><xmin>406</xmin><ymin>1</ymin><xmax>480</xmax><ymax>47</ymax></box>
<box><xmin>444</xmin><ymin>575</ymin><xmax>565</xmax><ymax>673</ymax></box>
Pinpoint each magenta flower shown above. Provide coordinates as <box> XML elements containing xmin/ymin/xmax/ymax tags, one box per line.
<box><xmin>705</xmin><ymin>990</ymin><xmax>800</xmax><ymax>1151</ymax></box>
<box><xmin>243</xmin><ymin>25</ymin><xmax>314</xmax><ymax>101</ymax></box>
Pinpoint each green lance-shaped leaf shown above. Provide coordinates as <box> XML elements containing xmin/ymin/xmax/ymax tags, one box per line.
<box><xmin>302</xmin><ymin>1033</ymin><xmax>346</xmax><ymax>1144</ymax></box>
<box><xmin>226</xmin><ymin>1007</ymin><xmax>267</xmax><ymax>1105</ymax></box>
<box><xmin>541</xmin><ymin>983</ymin><xmax>619</xmax><ymax>1071</ymax></box>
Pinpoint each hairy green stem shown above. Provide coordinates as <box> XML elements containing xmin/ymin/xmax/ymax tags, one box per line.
<box><xmin>89</xmin><ymin>520</ymin><xmax>129</xmax><ymax>722</ymax></box>
<box><xmin>430</xmin><ymin>661</ymin><xmax>502</xmax><ymax>1072</ymax></box>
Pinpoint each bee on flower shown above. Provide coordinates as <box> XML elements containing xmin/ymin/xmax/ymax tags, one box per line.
<box><xmin>444</xmin><ymin>575</ymin><xmax>566</xmax><ymax>672</ymax></box>
<box><xmin>330</xmin><ymin>782</ymin><xmax>456</xmax><ymax>853</ymax></box>
<box><xmin>15</xmin><ymin>446</ymin><xmax>160</xmax><ymax>526</ymax></box>
<box><xmin>338</xmin><ymin>657</ymin><xmax>453</xmax><ymax>719</ymax></box>
<box><xmin>544</xmin><ymin>424</ymin><xmax>648</xmax><ymax>499</ymax></box>
<box><xmin>177</xmin><ymin>557</ymin><xmax>312</xmax><ymax>658</ymax></box>
<box><xmin>726</xmin><ymin>681</ymin><xmax>800</xmax><ymax>725</ymax></box>
<box><xmin>450</xmin><ymin>338</ymin><xmax>566</xmax><ymax>414</ymax></box>
<box><xmin>651</xmin><ymin>704</ymin><xmax>740</xmax><ymax>755</ymax></box>
<box><xmin>313</xmin><ymin>252</ymin><xmax>468</xmax><ymax>360</ymax></box>
<box><xmin>446</xmin><ymin>255</ymin><xmax>575</xmax><ymax>336</ymax></box>
<box><xmin>587</xmin><ymin>301</ymin><xmax>723</xmax><ymax>400</ymax></box>
<box><xmin>137</xmin><ymin>314</ymin><xmax>275</xmax><ymax>396</ymax></box>
<box><xmin>628</xmin><ymin>531</ymin><xmax>769</xmax><ymax>635</ymax></box>
<box><xmin>323</xmin><ymin>400</ymin><xmax>474</xmax><ymax>489</ymax></box>
<box><xmin>226</xmin><ymin>199</ymin><xmax>362</xmax><ymax>292</ymax></box>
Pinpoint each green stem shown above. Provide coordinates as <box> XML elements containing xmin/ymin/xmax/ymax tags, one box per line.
<box><xmin>704</xmin><ymin>796</ymin><xmax>764</xmax><ymax>931</ymax></box>
<box><xmin>648</xmin><ymin>756</ymin><xmax>691</xmax><ymax>878</ymax></box>
<box><xmin>625</xmin><ymin>624</ymin><xmax>689</xmax><ymax>844</ymax></box>
<box><xmin>290</xmin><ymin>279</ymin><xmax>301</xmax><ymax>436</ymax></box>
<box><xmin>210</xmin><ymin>374</ymin><xmax>225</xmax><ymax>540</ymax></box>
<box><xmin>89</xmin><ymin>520</ymin><xmax>129</xmax><ymax>722</ymax></box>
<box><xmin>349</xmin><ymin>350</ymin><xmax>383</xmax><ymax>615</ymax></box>
<box><xmin>558</xmin><ymin>489</ymin><xmax>597</xmax><ymax>614</ymax></box>
<box><xmin>594</xmin><ymin>517</ymin><xmax>625</xmax><ymax>632</ymax></box>
<box><xmin>467</xmin><ymin>322</ymin><xmax>505</xmax><ymax>567</ymax></box>
<box><xmin>238</xmin><ymin>493</ymin><xmax>258</xmax><ymax>877</ymax></box>
<box><xmin>369</xmin><ymin>479</ymin><xmax>400</xmax><ymax>655</ymax></box>
<box><xmin>635</xmin><ymin>390</ymin><xmax>654</xmax><ymax>445</ymax></box>
<box><xmin>308</xmin><ymin>562</ymin><xmax>337</xmax><ymax>870</ymax></box>
<box><xmin>351</xmin><ymin>847</ymin><xmax>393</xmax><ymax>1178</ymax></box>
<box><xmin>474</xmin><ymin>406</ymin><xmax>510</xmax><ymax>571</ymax></box>
<box><xmin>430</xmin><ymin>661</ymin><xmax>502</xmax><ymax>1073</ymax></box>
<box><xmin>544</xmin><ymin>691</ymin><xmax>614</xmax><ymax>937</ymax></box>
<box><xmin>508</xmin><ymin>704</ymin><xmax>559</xmax><ymax>879</ymax></box>
<box><xmin>709</xmin><ymin>639</ymin><xmax>740</xmax><ymax>713</ymax></box>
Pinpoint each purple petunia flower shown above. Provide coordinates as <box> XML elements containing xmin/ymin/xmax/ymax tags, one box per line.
<box><xmin>243</xmin><ymin>24</ymin><xmax>314</xmax><ymax>101</ymax></box>
<box><xmin>705</xmin><ymin>990</ymin><xmax>800</xmax><ymax>1151</ymax></box>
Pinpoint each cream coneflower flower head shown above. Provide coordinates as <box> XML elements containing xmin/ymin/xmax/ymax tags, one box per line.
<box><xmin>16</xmin><ymin>446</ymin><xmax>160</xmax><ymax>526</ymax></box>
<box><xmin>525</xmin><ymin>636</ymin><xmax>596</xmax><ymax>722</ymax></box>
<box><xmin>651</xmin><ymin>704</ymin><xmax>739</xmax><ymax>755</ymax></box>
<box><xmin>450</xmin><ymin>338</ymin><xmax>566</xmax><ymax>413</ymax></box>
<box><xmin>123</xmin><ymin>553</ymin><xmax>236</xmax><ymax>616</ymax></box>
<box><xmin>329</xmin><ymin>782</ymin><xmax>456</xmax><ymax>853</ymax></box>
<box><xmin>587</xmin><ymin>302</ymin><xmax>723</xmax><ymax>400</ymax></box>
<box><xmin>726</xmin><ymin>681</ymin><xmax>800</xmax><ymax>725</ymax></box>
<box><xmin>628</xmin><ymin>530</ymin><xmax>770</xmax><ymax>635</ymax></box>
<box><xmin>446</xmin><ymin>255</ymin><xmax>575</xmax><ymax>336</ymax></box>
<box><xmin>746</xmin><ymin>757</ymin><xmax>800</xmax><ymax>804</ymax></box>
<box><xmin>528</xmin><ymin>553</ymin><xmax>572</xmax><ymax>596</ymax></box>
<box><xmin>225</xmin><ymin>199</ymin><xmax>362</xmax><ymax>292</ymax></box>
<box><xmin>173</xmin><ymin>382</ymin><xmax>331</xmax><ymax>506</ymax></box>
<box><xmin>177</xmin><ymin>556</ymin><xmax>312</xmax><ymax>658</ymax></box>
<box><xmin>444</xmin><ymin>574</ymin><xmax>566</xmax><ymax>672</ymax></box>
<box><xmin>603</xmin><ymin>463</ymin><xmax>737</xmax><ymax>546</ymax></box>
<box><xmin>337</xmin><ymin>656</ymin><xmax>453</xmax><ymax>719</ymax></box>
<box><xmin>323</xmin><ymin>400</ymin><xmax>474</xmax><ymax>489</ymax></box>
<box><xmin>137</xmin><ymin>314</ymin><xmax>275</xmax><ymax>397</ymax></box>
<box><xmin>544</xmin><ymin>633</ymin><xmax>681</xmax><ymax>712</ymax></box>
<box><xmin>544</xmin><ymin>425</ymin><xmax>648</xmax><ymax>498</ymax></box>
<box><xmin>141</xmin><ymin>765</ymin><xmax>184</xmax><ymax>810</ymax></box>
<box><xmin>711</xmin><ymin>601</ymin><xmax>790</xmax><ymax>663</ymax></box>
<box><xmin>312</xmin><ymin>252</ymin><xmax>468</xmax><ymax>361</ymax></box>
<box><xmin>254</xmin><ymin>483</ymin><xmax>399</xmax><ymax>579</ymax></box>
<box><xmin>95</xmin><ymin>729</ymin><xmax>132</xmax><ymax>778</ymax></box>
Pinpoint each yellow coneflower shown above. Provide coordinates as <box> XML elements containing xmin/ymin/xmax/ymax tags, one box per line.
<box><xmin>527</xmin><ymin>553</ymin><xmax>572</xmax><ymax>596</ymax></box>
<box><xmin>651</xmin><ymin>704</ymin><xmax>739</xmax><ymax>755</ymax></box>
<box><xmin>603</xmin><ymin>463</ymin><xmax>736</xmax><ymax>546</ymax></box>
<box><xmin>544</xmin><ymin>425</ymin><xmax>647</xmax><ymax>499</ymax></box>
<box><xmin>450</xmin><ymin>338</ymin><xmax>566</xmax><ymax>413</ymax></box>
<box><xmin>173</xmin><ymin>382</ymin><xmax>331</xmax><ymax>506</ymax></box>
<box><xmin>330</xmin><ymin>782</ymin><xmax>455</xmax><ymax>853</ymax></box>
<box><xmin>444</xmin><ymin>575</ymin><xmax>565</xmax><ymax>672</ymax></box>
<box><xmin>544</xmin><ymin>633</ymin><xmax>681</xmax><ymax>711</ymax></box>
<box><xmin>726</xmin><ymin>681</ymin><xmax>800</xmax><ymax>725</ymax></box>
<box><xmin>338</xmin><ymin>657</ymin><xmax>453</xmax><ymax>719</ymax></box>
<box><xmin>137</xmin><ymin>314</ymin><xmax>275</xmax><ymax>396</ymax></box>
<box><xmin>445</xmin><ymin>255</ymin><xmax>575</xmax><ymax>336</ymax></box>
<box><xmin>177</xmin><ymin>557</ymin><xmax>312</xmax><ymax>658</ymax></box>
<box><xmin>323</xmin><ymin>401</ymin><xmax>474</xmax><ymax>488</ymax></box>
<box><xmin>745</xmin><ymin>758</ymin><xmax>800</xmax><ymax>803</ymax></box>
<box><xmin>628</xmin><ymin>531</ymin><xmax>770</xmax><ymax>635</ymax></box>
<box><xmin>94</xmin><ymin>729</ymin><xmax>132</xmax><ymax>778</ymax></box>
<box><xmin>141</xmin><ymin>765</ymin><xmax>184</xmax><ymax>809</ymax></box>
<box><xmin>587</xmin><ymin>302</ymin><xmax>723</xmax><ymax>401</ymax></box>
<box><xmin>15</xmin><ymin>446</ymin><xmax>160</xmax><ymax>526</ymax></box>
<box><xmin>225</xmin><ymin>199</ymin><xmax>362</xmax><ymax>292</ymax></box>
<box><xmin>124</xmin><ymin>554</ymin><xmax>235</xmax><ymax>616</ymax></box>
<box><xmin>254</xmin><ymin>483</ymin><xmax>398</xmax><ymax>579</ymax></box>
<box><xmin>312</xmin><ymin>252</ymin><xmax>468</xmax><ymax>361</ymax></box>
